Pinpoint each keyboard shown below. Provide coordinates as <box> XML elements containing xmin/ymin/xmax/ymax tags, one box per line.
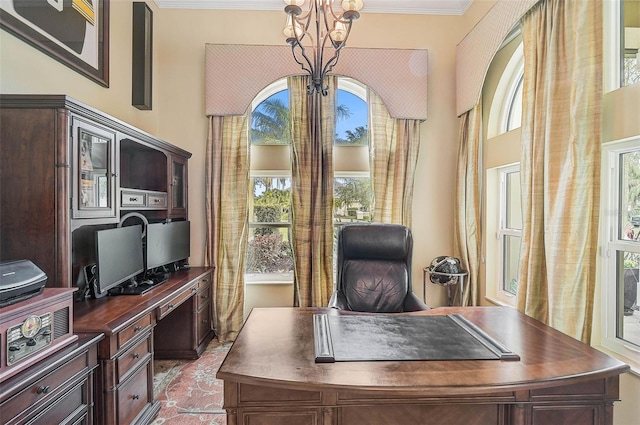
<box><xmin>108</xmin><ymin>276</ymin><xmax>169</xmax><ymax>296</ymax></box>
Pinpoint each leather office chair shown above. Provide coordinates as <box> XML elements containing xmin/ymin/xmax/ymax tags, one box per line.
<box><xmin>328</xmin><ymin>223</ymin><xmax>430</xmax><ymax>312</ymax></box>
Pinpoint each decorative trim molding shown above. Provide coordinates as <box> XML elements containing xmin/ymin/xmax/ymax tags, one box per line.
<box><xmin>154</xmin><ymin>0</ymin><xmax>473</xmax><ymax>15</ymax></box>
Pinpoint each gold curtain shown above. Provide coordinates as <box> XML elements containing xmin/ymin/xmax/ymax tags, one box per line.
<box><xmin>453</xmin><ymin>102</ymin><xmax>482</xmax><ymax>306</ymax></box>
<box><xmin>368</xmin><ymin>90</ymin><xmax>421</xmax><ymax>226</ymax></box>
<box><xmin>204</xmin><ymin>114</ymin><xmax>250</xmax><ymax>342</ymax></box>
<box><xmin>289</xmin><ymin>75</ymin><xmax>336</xmax><ymax>307</ymax></box>
<box><xmin>517</xmin><ymin>0</ymin><xmax>602</xmax><ymax>343</ymax></box>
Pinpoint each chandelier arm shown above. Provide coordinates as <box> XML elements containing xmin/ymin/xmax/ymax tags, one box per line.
<box><xmin>290</xmin><ymin>43</ymin><xmax>314</xmax><ymax>77</ymax></box>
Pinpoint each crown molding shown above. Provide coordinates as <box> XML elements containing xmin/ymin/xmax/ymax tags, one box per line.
<box><xmin>153</xmin><ymin>0</ymin><xmax>474</xmax><ymax>16</ymax></box>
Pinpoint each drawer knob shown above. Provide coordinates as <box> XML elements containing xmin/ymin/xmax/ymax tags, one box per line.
<box><xmin>132</xmin><ymin>394</ymin><xmax>140</xmax><ymax>400</ymax></box>
<box><xmin>168</xmin><ymin>303</ymin><xmax>174</xmax><ymax>309</ymax></box>
<box><xmin>200</xmin><ymin>295</ymin><xmax>208</xmax><ymax>299</ymax></box>
<box><xmin>132</xmin><ymin>352</ymin><xmax>140</xmax><ymax>359</ymax></box>
<box><xmin>202</xmin><ymin>319</ymin><xmax>209</xmax><ymax>324</ymax></box>
<box><xmin>134</xmin><ymin>326</ymin><xmax>142</xmax><ymax>332</ymax></box>
<box><xmin>36</xmin><ymin>385</ymin><xmax>50</xmax><ymax>394</ymax></box>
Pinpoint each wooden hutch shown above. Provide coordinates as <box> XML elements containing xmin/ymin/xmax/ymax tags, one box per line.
<box><xmin>0</xmin><ymin>95</ymin><xmax>215</xmax><ymax>425</ymax></box>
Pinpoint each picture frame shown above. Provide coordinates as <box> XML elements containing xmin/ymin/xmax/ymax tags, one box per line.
<box><xmin>0</xmin><ymin>0</ymin><xmax>110</xmax><ymax>87</ymax></box>
<box><xmin>132</xmin><ymin>2</ymin><xmax>152</xmax><ymax>110</ymax></box>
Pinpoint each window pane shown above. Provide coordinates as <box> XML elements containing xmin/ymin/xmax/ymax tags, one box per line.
<box><xmin>333</xmin><ymin>177</ymin><xmax>372</xmax><ymax>223</ymax></box>
<box><xmin>503</xmin><ymin>235</ymin><xmax>521</xmax><ymax>295</ymax></box>
<box><xmin>505</xmin><ymin>74</ymin><xmax>523</xmax><ymax>131</ymax></box>
<box><xmin>250</xmin><ymin>90</ymin><xmax>291</xmax><ymax>145</ymax></box>
<box><xmin>619</xmin><ymin>149</ymin><xmax>640</xmax><ymax>242</ymax></box>
<box><xmin>250</xmin><ymin>178</ymin><xmax>291</xmax><ymax>223</ymax></box>
<box><xmin>335</xmin><ymin>90</ymin><xmax>368</xmax><ymax>145</ymax></box>
<box><xmin>623</xmin><ymin>0</ymin><xmax>640</xmax><ymax>86</ymax></box>
<box><xmin>506</xmin><ymin>170</ymin><xmax>522</xmax><ymax>229</ymax></box>
<box><xmin>616</xmin><ymin>250</ymin><xmax>640</xmax><ymax>347</ymax></box>
<box><xmin>246</xmin><ymin>227</ymin><xmax>293</xmax><ymax>274</ymax></box>
<box><xmin>246</xmin><ymin>177</ymin><xmax>293</xmax><ymax>276</ymax></box>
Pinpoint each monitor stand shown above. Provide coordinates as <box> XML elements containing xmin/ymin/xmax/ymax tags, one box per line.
<box><xmin>76</xmin><ymin>264</ymin><xmax>108</xmax><ymax>300</ymax></box>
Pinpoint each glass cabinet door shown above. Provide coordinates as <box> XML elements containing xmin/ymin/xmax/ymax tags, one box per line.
<box><xmin>169</xmin><ymin>155</ymin><xmax>187</xmax><ymax>218</ymax></box>
<box><xmin>72</xmin><ymin>117</ymin><xmax>117</xmax><ymax>219</ymax></box>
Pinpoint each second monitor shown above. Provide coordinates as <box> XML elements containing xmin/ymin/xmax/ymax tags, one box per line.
<box><xmin>146</xmin><ymin>221</ymin><xmax>190</xmax><ymax>273</ymax></box>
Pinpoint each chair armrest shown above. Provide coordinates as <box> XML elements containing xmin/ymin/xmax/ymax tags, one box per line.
<box><xmin>403</xmin><ymin>292</ymin><xmax>430</xmax><ymax>311</ymax></box>
<box><xmin>328</xmin><ymin>291</ymin><xmax>349</xmax><ymax>310</ymax></box>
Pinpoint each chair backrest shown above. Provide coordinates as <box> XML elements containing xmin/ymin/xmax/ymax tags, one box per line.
<box><xmin>336</xmin><ymin>223</ymin><xmax>413</xmax><ymax>313</ymax></box>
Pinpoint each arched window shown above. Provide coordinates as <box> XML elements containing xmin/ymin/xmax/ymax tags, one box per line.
<box><xmin>487</xmin><ymin>41</ymin><xmax>524</xmax><ymax>138</ymax></box>
<box><xmin>485</xmin><ymin>34</ymin><xmax>524</xmax><ymax>307</ymax></box>
<box><xmin>245</xmin><ymin>77</ymin><xmax>371</xmax><ymax>283</ymax></box>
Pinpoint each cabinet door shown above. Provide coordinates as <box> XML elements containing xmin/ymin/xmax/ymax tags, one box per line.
<box><xmin>168</xmin><ymin>154</ymin><xmax>188</xmax><ymax>218</ymax></box>
<box><xmin>71</xmin><ymin>117</ymin><xmax>118</xmax><ymax>219</ymax></box>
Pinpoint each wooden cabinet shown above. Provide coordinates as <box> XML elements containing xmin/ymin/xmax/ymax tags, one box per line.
<box><xmin>0</xmin><ymin>95</ymin><xmax>192</xmax><ymax>288</ymax></box>
<box><xmin>74</xmin><ymin>268</ymin><xmax>215</xmax><ymax>425</ymax></box>
<box><xmin>0</xmin><ymin>335</ymin><xmax>102</xmax><ymax>425</ymax></box>
<box><xmin>154</xmin><ymin>271</ymin><xmax>215</xmax><ymax>359</ymax></box>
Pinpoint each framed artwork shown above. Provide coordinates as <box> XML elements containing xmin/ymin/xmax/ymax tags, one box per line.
<box><xmin>0</xmin><ymin>0</ymin><xmax>110</xmax><ymax>87</ymax></box>
<box><xmin>132</xmin><ymin>2</ymin><xmax>152</xmax><ymax>110</ymax></box>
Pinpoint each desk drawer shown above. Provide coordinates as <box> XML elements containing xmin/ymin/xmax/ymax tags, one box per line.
<box><xmin>197</xmin><ymin>305</ymin><xmax>211</xmax><ymax>345</ymax></box>
<box><xmin>198</xmin><ymin>273</ymin><xmax>212</xmax><ymax>291</ymax></box>
<box><xmin>117</xmin><ymin>314</ymin><xmax>152</xmax><ymax>351</ymax></box>
<box><xmin>1</xmin><ymin>353</ymin><xmax>88</xmax><ymax>422</ymax></box>
<box><xmin>117</xmin><ymin>335</ymin><xmax>152</xmax><ymax>383</ymax></box>
<box><xmin>156</xmin><ymin>288</ymin><xmax>195</xmax><ymax>320</ymax></box>
<box><xmin>196</xmin><ymin>287</ymin><xmax>211</xmax><ymax>311</ymax></box>
<box><xmin>147</xmin><ymin>193</ymin><xmax>167</xmax><ymax>209</ymax></box>
<box><xmin>29</xmin><ymin>380</ymin><xmax>88</xmax><ymax>425</ymax></box>
<box><xmin>121</xmin><ymin>190</ymin><xmax>146</xmax><ymax>207</ymax></box>
<box><xmin>118</xmin><ymin>361</ymin><xmax>151</xmax><ymax>425</ymax></box>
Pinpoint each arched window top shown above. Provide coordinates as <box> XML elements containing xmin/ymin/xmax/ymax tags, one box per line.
<box><xmin>487</xmin><ymin>41</ymin><xmax>524</xmax><ymax>139</ymax></box>
<box><xmin>250</xmin><ymin>77</ymin><xmax>369</xmax><ymax>146</ymax></box>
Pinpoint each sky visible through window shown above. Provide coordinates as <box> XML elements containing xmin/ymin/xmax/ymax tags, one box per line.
<box><xmin>264</xmin><ymin>89</ymin><xmax>368</xmax><ymax>140</ymax></box>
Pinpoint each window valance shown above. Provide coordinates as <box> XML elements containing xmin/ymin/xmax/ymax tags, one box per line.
<box><xmin>456</xmin><ymin>0</ymin><xmax>540</xmax><ymax>117</ymax></box>
<box><xmin>205</xmin><ymin>44</ymin><xmax>428</xmax><ymax>120</ymax></box>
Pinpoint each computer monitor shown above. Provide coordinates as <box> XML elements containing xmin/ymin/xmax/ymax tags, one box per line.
<box><xmin>145</xmin><ymin>221</ymin><xmax>190</xmax><ymax>272</ymax></box>
<box><xmin>94</xmin><ymin>224</ymin><xmax>144</xmax><ymax>296</ymax></box>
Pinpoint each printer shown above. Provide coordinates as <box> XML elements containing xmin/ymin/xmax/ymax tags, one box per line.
<box><xmin>0</xmin><ymin>260</ymin><xmax>47</xmax><ymax>307</ymax></box>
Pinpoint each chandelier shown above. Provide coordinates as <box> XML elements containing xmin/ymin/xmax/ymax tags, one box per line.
<box><xmin>283</xmin><ymin>0</ymin><xmax>364</xmax><ymax>96</ymax></box>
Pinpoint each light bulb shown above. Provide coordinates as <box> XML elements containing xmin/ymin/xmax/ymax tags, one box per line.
<box><xmin>331</xmin><ymin>21</ymin><xmax>347</xmax><ymax>42</ymax></box>
<box><xmin>284</xmin><ymin>0</ymin><xmax>306</xmax><ymax>6</ymax></box>
<box><xmin>283</xmin><ymin>16</ymin><xmax>303</xmax><ymax>38</ymax></box>
<box><xmin>341</xmin><ymin>0</ymin><xmax>363</xmax><ymax>12</ymax></box>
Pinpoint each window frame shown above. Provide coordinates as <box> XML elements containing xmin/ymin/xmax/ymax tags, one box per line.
<box><xmin>497</xmin><ymin>164</ymin><xmax>522</xmax><ymax>303</ymax></box>
<box><xmin>600</xmin><ymin>137</ymin><xmax>640</xmax><ymax>365</ymax></box>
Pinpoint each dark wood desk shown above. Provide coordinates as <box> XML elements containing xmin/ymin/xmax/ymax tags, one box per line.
<box><xmin>217</xmin><ymin>307</ymin><xmax>630</xmax><ymax>425</ymax></box>
<box><xmin>74</xmin><ymin>267</ymin><xmax>215</xmax><ymax>425</ymax></box>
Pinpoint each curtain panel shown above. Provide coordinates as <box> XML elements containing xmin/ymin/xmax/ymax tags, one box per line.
<box><xmin>289</xmin><ymin>75</ymin><xmax>336</xmax><ymax>307</ymax></box>
<box><xmin>454</xmin><ymin>102</ymin><xmax>483</xmax><ymax>306</ymax></box>
<box><xmin>517</xmin><ymin>0</ymin><xmax>603</xmax><ymax>343</ymax></box>
<box><xmin>204</xmin><ymin>115</ymin><xmax>250</xmax><ymax>342</ymax></box>
<box><xmin>368</xmin><ymin>90</ymin><xmax>421</xmax><ymax>226</ymax></box>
